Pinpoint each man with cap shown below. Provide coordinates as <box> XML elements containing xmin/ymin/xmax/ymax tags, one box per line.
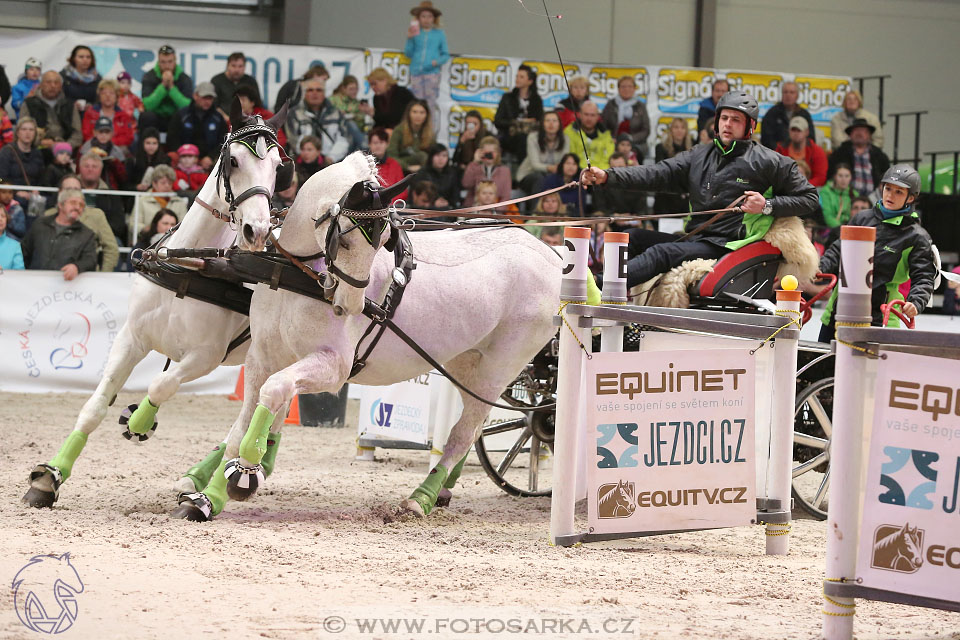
<box><xmin>140</xmin><ymin>44</ymin><xmax>194</xmax><ymax>133</ymax></box>
<box><xmin>11</xmin><ymin>57</ymin><xmax>42</xmax><ymax>116</ymax></box>
<box><xmin>828</xmin><ymin>117</ymin><xmax>890</xmax><ymax>198</ymax></box>
<box><xmin>210</xmin><ymin>52</ymin><xmax>261</xmax><ymax>113</ymax></box>
<box><xmin>166</xmin><ymin>81</ymin><xmax>228</xmax><ymax>169</ymax></box>
<box><xmin>79</xmin><ymin>115</ymin><xmax>127</xmax><ymax>164</ymax></box>
<box><xmin>775</xmin><ymin>116</ymin><xmax>827</xmax><ymax>186</ymax></box>
<box><xmin>760</xmin><ymin>81</ymin><xmax>815</xmax><ymax>150</ymax></box>
<box><xmin>817</xmin><ymin>164</ymin><xmax>935</xmax><ymax>340</ymax></box>
<box><xmin>20</xmin><ymin>70</ymin><xmax>83</xmax><ymax>149</ymax></box>
<box><xmin>581</xmin><ymin>90</ymin><xmax>819</xmax><ymax>288</ymax></box>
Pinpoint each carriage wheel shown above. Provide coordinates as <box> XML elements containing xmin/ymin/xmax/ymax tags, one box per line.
<box><xmin>474</xmin><ymin>363</ymin><xmax>556</xmax><ymax>498</ymax></box>
<box><xmin>792</xmin><ymin>377</ymin><xmax>834</xmax><ymax>520</ymax></box>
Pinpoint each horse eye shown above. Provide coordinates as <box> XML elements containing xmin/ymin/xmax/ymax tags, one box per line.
<box><xmin>230</xmin><ymin>157</ymin><xmax>239</xmax><ymax>168</ymax></box>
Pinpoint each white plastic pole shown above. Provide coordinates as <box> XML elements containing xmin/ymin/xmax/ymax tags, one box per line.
<box><xmin>600</xmin><ymin>231</ymin><xmax>628</xmax><ymax>354</ymax></box>
<box><xmin>550</xmin><ymin>226</ymin><xmax>590</xmax><ymax>545</ymax></box>
<box><xmin>823</xmin><ymin>226</ymin><xmax>876</xmax><ymax>639</ymax></box>
<box><xmin>766</xmin><ymin>287</ymin><xmax>801</xmax><ymax>554</ymax></box>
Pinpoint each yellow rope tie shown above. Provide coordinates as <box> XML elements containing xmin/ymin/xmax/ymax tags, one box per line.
<box><xmin>822</xmin><ymin>577</ymin><xmax>856</xmax><ymax>617</ymax></box>
<box><xmin>834</xmin><ymin>321</ymin><xmax>884</xmax><ymax>358</ymax></box>
<box><xmin>750</xmin><ymin>309</ymin><xmax>802</xmax><ymax>355</ymax></box>
<box><xmin>558</xmin><ymin>300</ymin><xmax>592</xmax><ymax>360</ymax></box>
<box><xmin>599</xmin><ymin>300</ymin><xmax>630</xmax><ymax>305</ymax></box>
<box><xmin>763</xmin><ymin>522</ymin><xmax>792</xmax><ymax>537</ymax></box>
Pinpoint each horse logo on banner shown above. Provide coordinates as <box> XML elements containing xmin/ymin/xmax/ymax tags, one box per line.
<box><xmin>870</xmin><ymin>523</ymin><xmax>925</xmax><ymax>573</ymax></box>
<box><xmin>597</xmin><ymin>480</ymin><xmax>636</xmax><ymax>519</ymax></box>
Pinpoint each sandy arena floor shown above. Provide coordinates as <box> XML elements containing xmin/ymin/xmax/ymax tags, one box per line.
<box><xmin>1</xmin><ymin>391</ymin><xmax>957</xmax><ymax>640</ymax></box>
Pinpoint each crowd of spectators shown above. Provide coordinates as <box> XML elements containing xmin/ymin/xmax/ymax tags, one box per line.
<box><xmin>0</xmin><ymin>12</ymin><xmax>896</xmax><ymax>282</ymax></box>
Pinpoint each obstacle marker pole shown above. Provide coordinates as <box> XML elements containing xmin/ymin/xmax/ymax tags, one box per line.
<box><xmin>550</xmin><ymin>227</ymin><xmax>591</xmax><ymax>546</ymax></box>
<box><xmin>600</xmin><ymin>232</ymin><xmax>628</xmax><ymax>354</ymax></box>
<box><xmin>823</xmin><ymin>226</ymin><xmax>876</xmax><ymax>640</ymax></box>
<box><xmin>766</xmin><ymin>286</ymin><xmax>802</xmax><ymax>554</ymax></box>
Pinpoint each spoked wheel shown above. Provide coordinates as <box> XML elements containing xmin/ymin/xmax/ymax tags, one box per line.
<box><xmin>474</xmin><ymin>344</ymin><xmax>557</xmax><ymax>497</ymax></box>
<box><xmin>792</xmin><ymin>377</ymin><xmax>834</xmax><ymax>520</ymax></box>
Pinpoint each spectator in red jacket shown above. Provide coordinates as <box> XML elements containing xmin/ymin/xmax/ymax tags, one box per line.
<box><xmin>775</xmin><ymin>116</ymin><xmax>827</xmax><ymax>186</ymax></box>
<box><xmin>81</xmin><ymin>79</ymin><xmax>137</xmax><ymax>149</ymax></box>
<box><xmin>368</xmin><ymin>127</ymin><xmax>406</xmax><ymax>203</ymax></box>
<box><xmin>174</xmin><ymin>144</ymin><xmax>208</xmax><ymax>192</ymax></box>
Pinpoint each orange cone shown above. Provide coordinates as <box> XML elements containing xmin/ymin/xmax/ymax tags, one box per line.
<box><xmin>284</xmin><ymin>395</ymin><xmax>300</xmax><ymax>424</ymax></box>
<box><xmin>228</xmin><ymin>367</ymin><xmax>244</xmax><ymax>401</ymax></box>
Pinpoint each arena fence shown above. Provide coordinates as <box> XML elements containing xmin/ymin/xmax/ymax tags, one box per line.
<box><xmin>550</xmin><ymin>228</ymin><xmax>800</xmax><ymax>554</ymax></box>
<box><xmin>3</xmin><ymin>183</ymin><xmax>181</xmax><ymax>248</ymax></box>
<box><xmin>822</xmin><ymin>226</ymin><xmax>960</xmax><ymax>639</ymax></box>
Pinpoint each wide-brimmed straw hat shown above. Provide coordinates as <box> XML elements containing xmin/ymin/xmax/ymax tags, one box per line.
<box><xmin>410</xmin><ymin>1</ymin><xmax>441</xmax><ymax>17</ymax></box>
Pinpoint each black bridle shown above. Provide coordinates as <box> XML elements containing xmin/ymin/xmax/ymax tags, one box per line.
<box><xmin>215</xmin><ymin>120</ymin><xmax>291</xmax><ymax>226</ymax></box>
<box><xmin>311</xmin><ymin>181</ymin><xmax>400</xmax><ymax>291</ymax></box>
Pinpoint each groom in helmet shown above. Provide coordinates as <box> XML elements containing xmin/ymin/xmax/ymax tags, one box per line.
<box><xmin>581</xmin><ymin>90</ymin><xmax>819</xmax><ymax>288</ymax></box>
<box><xmin>817</xmin><ymin>164</ymin><xmax>936</xmax><ymax>340</ymax></box>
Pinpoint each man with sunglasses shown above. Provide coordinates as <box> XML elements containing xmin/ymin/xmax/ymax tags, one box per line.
<box><xmin>140</xmin><ymin>44</ymin><xmax>194</xmax><ymax>134</ymax></box>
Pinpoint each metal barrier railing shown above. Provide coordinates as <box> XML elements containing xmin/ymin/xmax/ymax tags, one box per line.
<box><xmin>924</xmin><ymin>150</ymin><xmax>960</xmax><ymax>195</ymax></box>
<box><xmin>852</xmin><ymin>74</ymin><xmax>892</xmax><ymax>125</ymax></box>
<box><xmin>889</xmin><ymin>110</ymin><xmax>928</xmax><ymax>168</ymax></box>
<box><xmin>1</xmin><ymin>184</ymin><xmax>182</xmax><ymax>247</ymax></box>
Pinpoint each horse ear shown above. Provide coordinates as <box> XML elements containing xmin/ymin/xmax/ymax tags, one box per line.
<box><xmin>266</xmin><ymin>100</ymin><xmax>290</xmax><ymax>132</ymax></box>
<box><xmin>230</xmin><ymin>96</ymin><xmax>245</xmax><ymax>131</ymax></box>
<box><xmin>379</xmin><ymin>174</ymin><xmax>414</xmax><ymax>203</ymax></box>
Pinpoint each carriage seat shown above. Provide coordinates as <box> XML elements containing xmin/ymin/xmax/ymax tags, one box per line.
<box><xmin>627</xmin><ymin>216</ymin><xmax>819</xmax><ymax>310</ymax></box>
<box><xmin>689</xmin><ymin>241</ymin><xmax>783</xmax><ymax>308</ymax></box>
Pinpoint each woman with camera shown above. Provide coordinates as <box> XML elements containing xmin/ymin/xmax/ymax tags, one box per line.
<box><xmin>461</xmin><ymin>135</ymin><xmax>511</xmax><ymax>207</ymax></box>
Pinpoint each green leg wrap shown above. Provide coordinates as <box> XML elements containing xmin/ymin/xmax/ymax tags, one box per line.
<box><xmin>408</xmin><ymin>464</ymin><xmax>448</xmax><ymax>515</ymax></box>
<box><xmin>48</xmin><ymin>431</ymin><xmax>88</xmax><ymax>482</ymax></box>
<box><xmin>128</xmin><ymin>396</ymin><xmax>159</xmax><ymax>435</ymax></box>
<box><xmin>443</xmin><ymin>454</ymin><xmax>468</xmax><ymax>489</ymax></box>
<box><xmin>204</xmin><ymin>459</ymin><xmax>229</xmax><ymax>516</ymax></box>
<box><xmin>239</xmin><ymin>404</ymin><xmax>276</xmax><ymax>465</ymax></box>
<box><xmin>260</xmin><ymin>432</ymin><xmax>282</xmax><ymax>478</ymax></box>
<box><xmin>182</xmin><ymin>443</ymin><xmax>226</xmax><ymax>492</ymax></box>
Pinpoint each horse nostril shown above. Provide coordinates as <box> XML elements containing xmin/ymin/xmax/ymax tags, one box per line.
<box><xmin>333</xmin><ymin>305</ymin><xmax>344</xmax><ymax>316</ymax></box>
<box><xmin>242</xmin><ymin>223</ymin><xmax>256</xmax><ymax>245</ymax></box>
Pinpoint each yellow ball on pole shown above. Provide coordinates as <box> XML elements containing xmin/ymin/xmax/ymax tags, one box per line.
<box><xmin>781</xmin><ymin>274</ymin><xmax>798</xmax><ymax>291</ymax></box>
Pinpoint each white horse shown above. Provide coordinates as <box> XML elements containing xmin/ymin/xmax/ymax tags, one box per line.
<box><xmin>174</xmin><ymin>151</ymin><xmax>562</xmax><ymax>521</ymax></box>
<box><xmin>23</xmin><ymin>102</ymin><xmax>292</xmax><ymax>509</ymax></box>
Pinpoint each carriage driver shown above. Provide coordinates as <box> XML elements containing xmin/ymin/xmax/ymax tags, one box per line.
<box><xmin>581</xmin><ymin>91</ymin><xmax>820</xmax><ymax>288</ymax></box>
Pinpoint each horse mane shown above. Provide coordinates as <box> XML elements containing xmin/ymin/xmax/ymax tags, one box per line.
<box><xmin>598</xmin><ymin>485</ymin><xmax>618</xmax><ymax>507</ymax></box>
<box><xmin>874</xmin><ymin>526</ymin><xmax>911</xmax><ymax>553</ymax></box>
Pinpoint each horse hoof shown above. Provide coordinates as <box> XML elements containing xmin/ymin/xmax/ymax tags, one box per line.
<box><xmin>23</xmin><ymin>464</ymin><xmax>62</xmax><ymax>508</ymax></box>
<box><xmin>436</xmin><ymin>488</ymin><xmax>453</xmax><ymax>508</ymax></box>
<box><xmin>22</xmin><ymin>486</ymin><xmax>57</xmax><ymax>509</ymax></box>
<box><xmin>172</xmin><ymin>493</ymin><xmax>213</xmax><ymax>522</ymax></box>
<box><xmin>224</xmin><ymin>458</ymin><xmax>264</xmax><ymax>502</ymax></box>
<box><xmin>174</xmin><ymin>476</ymin><xmax>197</xmax><ymax>495</ymax></box>
<box><xmin>400</xmin><ymin>498</ymin><xmax>426</xmax><ymax>518</ymax></box>
<box><xmin>120</xmin><ymin>404</ymin><xmax>158</xmax><ymax>442</ymax></box>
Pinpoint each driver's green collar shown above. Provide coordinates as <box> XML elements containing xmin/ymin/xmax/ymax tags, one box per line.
<box><xmin>714</xmin><ymin>139</ymin><xmax>737</xmax><ymax>155</ymax></box>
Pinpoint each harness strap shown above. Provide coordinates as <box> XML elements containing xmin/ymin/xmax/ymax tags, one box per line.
<box><xmin>195</xmin><ymin>196</ymin><xmax>232</xmax><ymax>223</ymax></box>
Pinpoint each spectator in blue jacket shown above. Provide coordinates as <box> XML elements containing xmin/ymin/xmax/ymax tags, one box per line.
<box><xmin>0</xmin><ymin>205</ymin><xmax>24</xmax><ymax>270</ymax></box>
<box><xmin>697</xmin><ymin>78</ymin><xmax>728</xmax><ymax>135</ymax></box>
<box><xmin>11</xmin><ymin>57</ymin><xmax>42</xmax><ymax>116</ymax></box>
<box><xmin>166</xmin><ymin>82</ymin><xmax>228</xmax><ymax>169</ymax></box>
<box><xmin>404</xmin><ymin>1</ymin><xmax>449</xmax><ymax>126</ymax></box>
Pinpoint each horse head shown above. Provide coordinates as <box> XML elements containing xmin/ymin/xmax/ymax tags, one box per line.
<box><xmin>901</xmin><ymin>523</ymin><xmax>924</xmax><ymax>568</ymax></box>
<box><xmin>310</xmin><ymin>153</ymin><xmax>411</xmax><ymax>316</ymax></box>
<box><xmin>219</xmin><ymin>97</ymin><xmax>291</xmax><ymax>251</ymax></box>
